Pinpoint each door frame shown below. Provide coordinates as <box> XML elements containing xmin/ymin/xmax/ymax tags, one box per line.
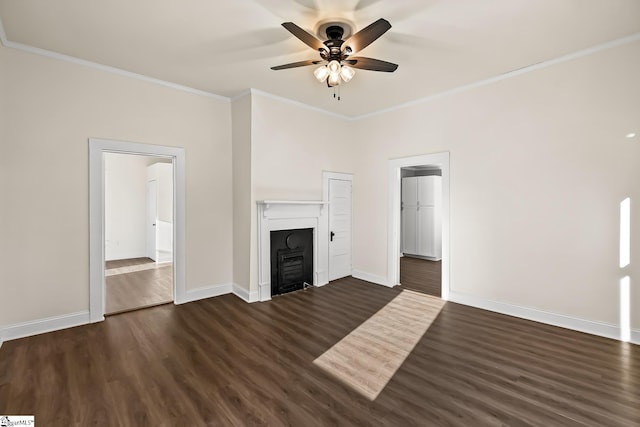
<box><xmin>388</xmin><ymin>152</ymin><xmax>450</xmax><ymax>300</ymax></box>
<box><xmin>146</xmin><ymin>179</ymin><xmax>158</xmax><ymax>260</ymax></box>
<box><xmin>89</xmin><ymin>138</ymin><xmax>186</xmax><ymax>323</ymax></box>
<box><xmin>322</xmin><ymin>171</ymin><xmax>353</xmax><ymax>282</ymax></box>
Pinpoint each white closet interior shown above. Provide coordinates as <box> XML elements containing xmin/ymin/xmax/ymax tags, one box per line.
<box><xmin>401</xmin><ymin>175</ymin><xmax>442</xmax><ymax>260</ymax></box>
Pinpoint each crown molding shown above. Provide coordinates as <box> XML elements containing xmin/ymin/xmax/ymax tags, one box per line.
<box><xmin>0</xmin><ymin>17</ymin><xmax>229</xmax><ymax>102</ymax></box>
<box><xmin>1</xmin><ymin>14</ymin><xmax>638</xmax><ymax>120</ymax></box>
<box><xmin>230</xmin><ymin>89</ymin><xmax>252</xmax><ymax>102</ymax></box>
<box><xmin>352</xmin><ymin>32</ymin><xmax>640</xmax><ymax>121</ymax></box>
<box><xmin>248</xmin><ymin>88</ymin><xmax>353</xmax><ymax>121</ymax></box>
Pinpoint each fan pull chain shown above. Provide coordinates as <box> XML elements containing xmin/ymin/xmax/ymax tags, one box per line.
<box><xmin>332</xmin><ymin>86</ymin><xmax>341</xmax><ymax>101</ymax></box>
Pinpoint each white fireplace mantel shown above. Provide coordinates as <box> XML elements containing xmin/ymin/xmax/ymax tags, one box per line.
<box><xmin>257</xmin><ymin>200</ymin><xmax>329</xmax><ymax>301</ymax></box>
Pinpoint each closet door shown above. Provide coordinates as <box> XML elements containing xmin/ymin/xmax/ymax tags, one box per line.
<box><xmin>417</xmin><ymin>176</ymin><xmax>436</xmax><ymax>206</ymax></box>
<box><xmin>401</xmin><ymin>177</ymin><xmax>418</xmax><ymax>255</ymax></box>
<box><xmin>402</xmin><ymin>206</ymin><xmax>418</xmax><ymax>255</ymax></box>
<box><xmin>402</xmin><ymin>177</ymin><xmax>418</xmax><ymax>206</ymax></box>
<box><xmin>417</xmin><ymin>206</ymin><xmax>435</xmax><ymax>257</ymax></box>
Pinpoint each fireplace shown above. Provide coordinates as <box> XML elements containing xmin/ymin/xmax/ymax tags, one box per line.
<box><xmin>257</xmin><ymin>200</ymin><xmax>329</xmax><ymax>301</ymax></box>
<box><xmin>270</xmin><ymin>228</ymin><xmax>313</xmax><ymax>296</ymax></box>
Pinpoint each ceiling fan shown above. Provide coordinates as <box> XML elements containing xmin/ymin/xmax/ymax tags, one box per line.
<box><xmin>271</xmin><ymin>18</ymin><xmax>398</xmax><ymax>87</ymax></box>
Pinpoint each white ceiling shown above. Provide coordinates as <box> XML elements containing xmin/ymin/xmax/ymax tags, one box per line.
<box><xmin>1</xmin><ymin>0</ymin><xmax>639</xmax><ymax>117</ymax></box>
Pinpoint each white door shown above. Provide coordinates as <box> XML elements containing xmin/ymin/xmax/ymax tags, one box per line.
<box><xmin>146</xmin><ymin>180</ymin><xmax>157</xmax><ymax>261</ymax></box>
<box><xmin>417</xmin><ymin>176</ymin><xmax>436</xmax><ymax>206</ymax></box>
<box><xmin>402</xmin><ymin>206</ymin><xmax>418</xmax><ymax>254</ymax></box>
<box><xmin>417</xmin><ymin>206</ymin><xmax>435</xmax><ymax>257</ymax></box>
<box><xmin>401</xmin><ymin>177</ymin><xmax>418</xmax><ymax>255</ymax></box>
<box><xmin>402</xmin><ymin>177</ymin><xmax>418</xmax><ymax>206</ymax></box>
<box><xmin>329</xmin><ymin>179</ymin><xmax>352</xmax><ymax>281</ymax></box>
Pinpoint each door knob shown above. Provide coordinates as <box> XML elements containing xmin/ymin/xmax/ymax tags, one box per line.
<box><xmin>330</xmin><ymin>231</ymin><xmax>335</xmax><ymax>241</ymax></box>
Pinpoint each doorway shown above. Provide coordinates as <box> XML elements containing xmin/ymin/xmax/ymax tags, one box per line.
<box><xmin>103</xmin><ymin>153</ymin><xmax>174</xmax><ymax>315</ymax></box>
<box><xmin>388</xmin><ymin>152</ymin><xmax>450</xmax><ymax>300</ymax></box>
<box><xmin>399</xmin><ymin>166</ymin><xmax>442</xmax><ymax>297</ymax></box>
<box><xmin>89</xmin><ymin>138</ymin><xmax>186</xmax><ymax>323</ymax></box>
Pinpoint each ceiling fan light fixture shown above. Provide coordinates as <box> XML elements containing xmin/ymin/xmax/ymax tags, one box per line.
<box><xmin>340</xmin><ymin>65</ymin><xmax>355</xmax><ymax>83</ymax></box>
<box><xmin>314</xmin><ymin>65</ymin><xmax>330</xmax><ymax>82</ymax></box>
<box><xmin>327</xmin><ymin>72</ymin><xmax>341</xmax><ymax>87</ymax></box>
<box><xmin>272</xmin><ymin>18</ymin><xmax>398</xmax><ymax>95</ymax></box>
<box><xmin>327</xmin><ymin>60</ymin><xmax>341</xmax><ymax>75</ymax></box>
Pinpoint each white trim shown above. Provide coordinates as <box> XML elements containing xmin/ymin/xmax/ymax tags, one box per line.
<box><xmin>351</xmin><ymin>270</ymin><xmax>392</xmax><ymax>287</ymax></box>
<box><xmin>230</xmin><ymin>89</ymin><xmax>252</xmax><ymax>102</ymax></box>
<box><xmin>353</xmin><ymin>32</ymin><xmax>640</xmax><ymax>120</ymax></box>
<box><xmin>323</xmin><ymin>171</ymin><xmax>354</xmax><ymax>282</ymax></box>
<box><xmin>0</xmin><ymin>18</ymin><xmax>227</xmax><ymax>102</ymax></box>
<box><xmin>89</xmin><ymin>138</ymin><xmax>186</xmax><ymax>323</ymax></box>
<box><xmin>1</xmin><ymin>311</ymin><xmax>90</xmax><ymax>342</ymax></box>
<box><xmin>256</xmin><ymin>201</ymin><xmax>329</xmax><ymax>301</ymax></box>
<box><xmin>250</xmin><ymin>88</ymin><xmax>352</xmax><ymax>121</ymax></box>
<box><xmin>388</xmin><ymin>152</ymin><xmax>450</xmax><ymax>300</ymax></box>
<box><xmin>176</xmin><ymin>283</ymin><xmax>233</xmax><ymax>305</ymax></box>
<box><xmin>232</xmin><ymin>284</ymin><xmax>260</xmax><ymax>303</ymax></box>
<box><xmin>449</xmin><ymin>291</ymin><xmax>639</xmax><ymax>345</ymax></box>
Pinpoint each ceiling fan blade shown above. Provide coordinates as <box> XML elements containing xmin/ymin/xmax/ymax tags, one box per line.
<box><xmin>281</xmin><ymin>22</ymin><xmax>325</xmax><ymax>51</ymax></box>
<box><xmin>343</xmin><ymin>18</ymin><xmax>392</xmax><ymax>54</ymax></box>
<box><xmin>344</xmin><ymin>57</ymin><xmax>398</xmax><ymax>72</ymax></box>
<box><xmin>271</xmin><ymin>59</ymin><xmax>322</xmax><ymax>70</ymax></box>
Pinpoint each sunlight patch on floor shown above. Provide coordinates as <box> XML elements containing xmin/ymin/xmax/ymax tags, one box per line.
<box><xmin>313</xmin><ymin>290</ymin><xmax>445</xmax><ymax>400</ymax></box>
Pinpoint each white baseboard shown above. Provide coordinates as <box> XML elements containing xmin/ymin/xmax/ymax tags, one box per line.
<box><xmin>176</xmin><ymin>283</ymin><xmax>233</xmax><ymax>305</ymax></box>
<box><xmin>352</xmin><ymin>269</ymin><xmax>393</xmax><ymax>287</ymax></box>
<box><xmin>232</xmin><ymin>283</ymin><xmax>260</xmax><ymax>303</ymax></box>
<box><xmin>449</xmin><ymin>291</ymin><xmax>639</xmax><ymax>345</ymax></box>
<box><xmin>156</xmin><ymin>255</ymin><xmax>173</xmax><ymax>264</ymax></box>
<box><xmin>0</xmin><ymin>311</ymin><xmax>91</xmax><ymax>342</ymax></box>
<box><xmin>259</xmin><ymin>283</ymin><xmax>271</xmax><ymax>302</ymax></box>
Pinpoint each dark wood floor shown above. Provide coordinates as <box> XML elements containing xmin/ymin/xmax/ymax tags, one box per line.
<box><xmin>1</xmin><ymin>277</ymin><xmax>638</xmax><ymax>426</ymax></box>
<box><xmin>105</xmin><ymin>257</ymin><xmax>173</xmax><ymax>315</ymax></box>
<box><xmin>400</xmin><ymin>256</ymin><xmax>441</xmax><ymax>297</ymax></box>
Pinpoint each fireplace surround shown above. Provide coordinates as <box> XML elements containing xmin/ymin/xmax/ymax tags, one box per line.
<box><xmin>257</xmin><ymin>201</ymin><xmax>329</xmax><ymax>301</ymax></box>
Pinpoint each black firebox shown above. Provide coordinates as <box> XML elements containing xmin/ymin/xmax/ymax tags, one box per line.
<box><xmin>270</xmin><ymin>228</ymin><xmax>313</xmax><ymax>296</ymax></box>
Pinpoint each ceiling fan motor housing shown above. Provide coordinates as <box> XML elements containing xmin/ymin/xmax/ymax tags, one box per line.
<box><xmin>321</xmin><ymin>25</ymin><xmax>345</xmax><ymax>61</ymax></box>
<box><xmin>325</xmin><ymin>25</ymin><xmax>344</xmax><ymax>40</ymax></box>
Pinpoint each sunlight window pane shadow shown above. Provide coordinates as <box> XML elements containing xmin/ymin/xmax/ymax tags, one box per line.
<box><xmin>619</xmin><ymin>198</ymin><xmax>631</xmax><ymax>342</ymax></box>
<box><xmin>313</xmin><ymin>290</ymin><xmax>445</xmax><ymax>400</ymax></box>
<box><xmin>620</xmin><ymin>198</ymin><xmax>630</xmax><ymax>268</ymax></box>
<box><xmin>620</xmin><ymin>276</ymin><xmax>631</xmax><ymax>342</ymax></box>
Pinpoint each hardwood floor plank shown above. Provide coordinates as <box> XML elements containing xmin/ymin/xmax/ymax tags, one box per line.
<box><xmin>105</xmin><ymin>258</ymin><xmax>173</xmax><ymax>315</ymax></box>
<box><xmin>1</xmin><ymin>277</ymin><xmax>638</xmax><ymax>426</ymax></box>
<box><xmin>400</xmin><ymin>256</ymin><xmax>441</xmax><ymax>297</ymax></box>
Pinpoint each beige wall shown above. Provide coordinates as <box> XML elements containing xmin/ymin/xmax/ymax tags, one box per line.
<box><xmin>352</xmin><ymin>41</ymin><xmax>640</xmax><ymax>328</ymax></box>
<box><xmin>231</xmin><ymin>94</ymin><xmax>253</xmax><ymax>292</ymax></box>
<box><xmin>248</xmin><ymin>93</ymin><xmax>356</xmax><ymax>293</ymax></box>
<box><xmin>0</xmin><ymin>45</ymin><xmax>233</xmax><ymax>326</ymax></box>
<box><xmin>2</xmin><ymin>36</ymin><xmax>638</xmax><ymax>338</ymax></box>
